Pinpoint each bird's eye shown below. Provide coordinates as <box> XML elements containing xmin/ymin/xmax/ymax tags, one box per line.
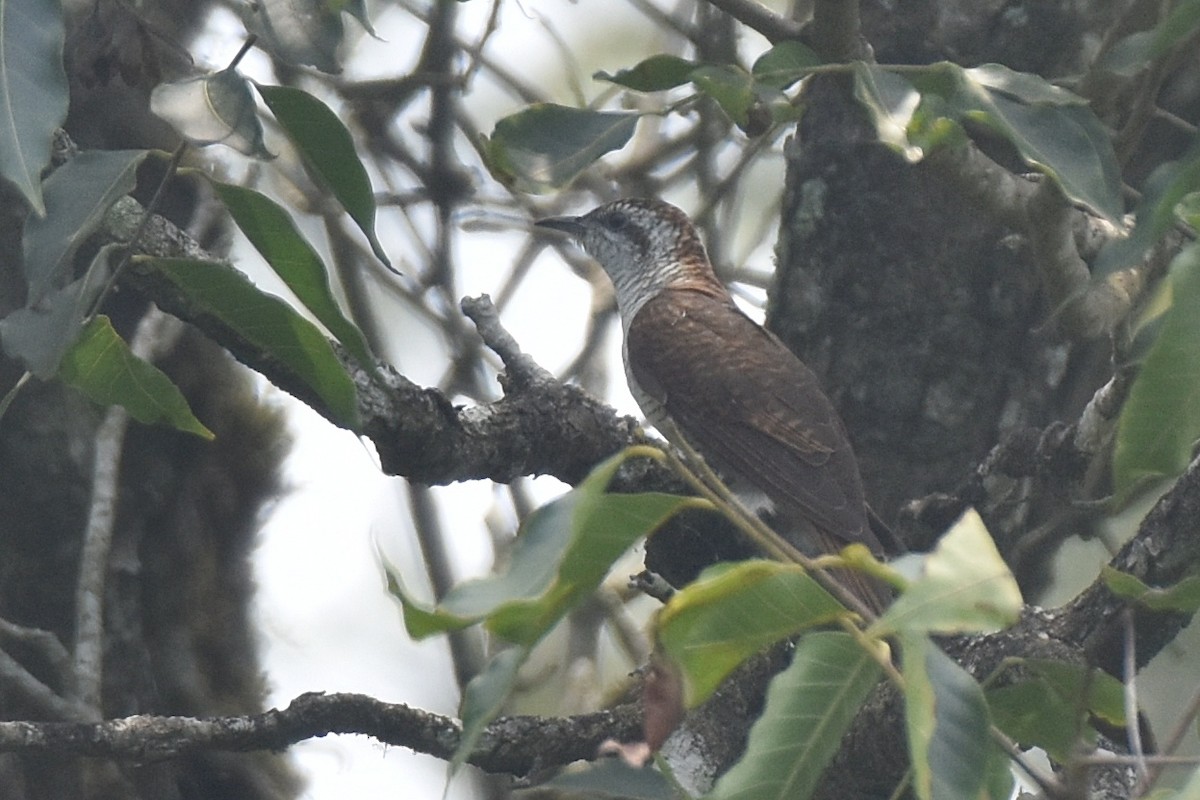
<box><xmin>604</xmin><ymin>211</ymin><xmax>628</xmax><ymax>232</ymax></box>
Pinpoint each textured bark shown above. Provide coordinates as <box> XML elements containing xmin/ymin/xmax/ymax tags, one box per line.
<box><xmin>770</xmin><ymin>72</ymin><xmax>1112</xmax><ymax>592</ymax></box>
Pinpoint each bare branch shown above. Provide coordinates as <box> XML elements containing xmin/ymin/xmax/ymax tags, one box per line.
<box><xmin>0</xmin><ymin>647</ymin><xmax>95</xmax><ymax>723</ymax></box>
<box><xmin>0</xmin><ymin>692</ymin><xmax>640</xmax><ymax>776</ymax></box>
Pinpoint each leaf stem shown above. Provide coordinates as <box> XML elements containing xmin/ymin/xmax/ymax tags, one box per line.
<box><xmin>624</xmin><ymin>441</ymin><xmax>878</xmax><ymax>622</ymax></box>
<box><xmin>88</xmin><ymin>142</ymin><xmax>189</xmax><ymax>320</ymax></box>
<box><xmin>227</xmin><ymin>36</ymin><xmax>258</xmax><ymax>71</ymax></box>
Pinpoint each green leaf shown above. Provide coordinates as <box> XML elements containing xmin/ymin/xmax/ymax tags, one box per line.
<box><xmin>594</xmin><ymin>54</ymin><xmax>699</xmax><ymax>92</ymax></box>
<box><xmin>902</xmin><ymin>62</ymin><xmax>1123</xmax><ymax>221</ymax></box>
<box><xmin>982</xmin><ymin>739</ymin><xmax>1016</xmax><ymax>800</ymax></box>
<box><xmin>987</xmin><ymin>659</ymin><xmax>1124</xmax><ymax>762</ymax></box>
<box><xmin>388</xmin><ymin>450</ymin><xmax>693</xmax><ymax>643</ymax></box>
<box><xmin>255</xmin><ymin>84</ymin><xmax>391</xmax><ymax>269</ymax></box>
<box><xmin>453</xmin><ymin>647</ymin><xmax>527</xmax><ymax>776</ymax></box>
<box><xmin>131</xmin><ymin>256</ymin><xmax>360</xmax><ymax>428</ymax></box>
<box><xmin>902</xmin><ymin>634</ymin><xmax>993</xmax><ymax>800</ymax></box>
<box><xmin>965</xmin><ymin>63</ymin><xmax>1088</xmax><ymax>106</ymax></box>
<box><xmin>151</xmin><ymin>68</ymin><xmax>271</xmax><ymax>158</ymax></box>
<box><xmin>751</xmin><ymin>40</ymin><xmax>822</xmax><ymax>90</ymax></box>
<box><xmin>708</xmin><ymin>632</ymin><xmax>883</xmax><ymax>800</ymax></box>
<box><xmin>1101</xmin><ymin>566</ymin><xmax>1200</xmax><ymax>613</ymax></box>
<box><xmin>211</xmin><ymin>181</ymin><xmax>373</xmax><ymax>366</ymax></box>
<box><xmin>690</xmin><ymin>65</ymin><xmax>755</xmax><ymax>127</ymax></box>
<box><xmin>522</xmin><ymin>759</ymin><xmax>675</xmax><ymax>800</ymax></box>
<box><xmin>423</xmin><ymin>451</ymin><xmax>694</xmax><ymax>778</ymax></box>
<box><xmin>1113</xmin><ymin>244</ymin><xmax>1200</xmax><ymax>500</ymax></box>
<box><xmin>244</xmin><ymin>0</ymin><xmax>343</xmax><ymax>73</ymax></box>
<box><xmin>484</xmin><ymin>104</ymin><xmax>638</xmax><ymax>193</ymax></box>
<box><xmin>0</xmin><ymin>246</ymin><xmax>111</xmax><ymax>378</ymax></box>
<box><xmin>0</xmin><ymin>0</ymin><xmax>68</xmax><ymax>215</ymax></box>
<box><xmin>972</xmin><ymin>93</ymin><xmax>1123</xmax><ymax>222</ymax></box>
<box><xmin>1096</xmin><ymin>139</ymin><xmax>1200</xmax><ymax>275</ymax></box>
<box><xmin>58</xmin><ymin>315</ymin><xmax>213</xmax><ymax>439</ymax></box>
<box><xmin>1102</xmin><ymin>0</ymin><xmax>1200</xmax><ymax>76</ymax></box>
<box><xmin>656</xmin><ymin>560</ymin><xmax>846</xmax><ymax>707</ymax></box>
<box><xmin>873</xmin><ymin>509</ymin><xmax>1022</xmax><ymax>638</ymax></box>
<box><xmin>22</xmin><ymin>149</ymin><xmax>148</xmax><ymax>303</ymax></box>
<box><xmin>852</xmin><ymin>63</ymin><xmax>924</xmax><ymax>161</ymax></box>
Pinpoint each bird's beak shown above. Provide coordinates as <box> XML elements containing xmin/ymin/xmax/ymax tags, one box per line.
<box><xmin>534</xmin><ymin>215</ymin><xmax>586</xmax><ymax>239</ymax></box>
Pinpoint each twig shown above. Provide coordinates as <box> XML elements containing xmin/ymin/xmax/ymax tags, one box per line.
<box><xmin>407</xmin><ymin>482</ymin><xmax>486</xmax><ymax>688</ymax></box>
<box><xmin>460</xmin><ymin>294</ymin><xmax>557</xmax><ymax>390</ymax></box>
<box><xmin>1122</xmin><ymin>610</ymin><xmax>1147</xmax><ymax>785</ymax></box>
<box><xmin>0</xmin><ymin>647</ymin><xmax>96</xmax><ymax>722</ymax></box>
<box><xmin>0</xmin><ymin>618</ymin><xmax>71</xmax><ymax>678</ymax></box>
<box><xmin>1142</xmin><ymin>683</ymin><xmax>1200</xmax><ymax>791</ymax></box>
<box><xmin>70</xmin><ymin>395</ymin><xmax>126</xmax><ymax>712</ymax></box>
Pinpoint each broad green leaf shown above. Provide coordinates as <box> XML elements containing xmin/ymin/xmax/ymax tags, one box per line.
<box><xmin>988</xmin><ymin>681</ymin><xmax>1089</xmax><ymax>763</ymax></box>
<box><xmin>656</xmin><ymin>560</ymin><xmax>846</xmax><ymax>707</ymax></box>
<box><xmin>966</xmin><ymin>63</ymin><xmax>1087</xmax><ymax>106</ymax></box>
<box><xmin>211</xmin><ymin>181</ymin><xmax>372</xmax><ymax>366</ymax></box>
<box><xmin>1102</xmin><ymin>566</ymin><xmax>1200</xmax><ymax>613</ymax></box>
<box><xmin>151</xmin><ymin>68</ymin><xmax>270</xmax><ymax>158</ymax></box>
<box><xmin>453</xmin><ymin>647</ymin><xmax>527</xmax><ymax>776</ymax></box>
<box><xmin>1113</xmin><ymin>244</ymin><xmax>1200</xmax><ymax>499</ymax></box>
<box><xmin>484</xmin><ymin>104</ymin><xmax>638</xmax><ymax>193</ymax></box>
<box><xmin>903</xmin><ymin>62</ymin><xmax>1123</xmax><ymax>221</ymax></box>
<box><xmin>1096</xmin><ymin>138</ymin><xmax>1200</xmax><ymax>275</ymax></box>
<box><xmin>244</xmin><ymin>0</ymin><xmax>343</xmax><ymax>73</ymax></box>
<box><xmin>707</xmin><ymin>631</ymin><xmax>883</xmax><ymax>800</ymax></box>
<box><xmin>388</xmin><ymin>450</ymin><xmax>693</xmax><ymax>643</ymax></box>
<box><xmin>1178</xmin><ymin>190</ymin><xmax>1200</xmax><ymax>228</ymax></box>
<box><xmin>523</xmin><ymin>759</ymin><xmax>675</xmax><ymax>799</ymax></box>
<box><xmin>255</xmin><ymin>84</ymin><xmax>391</xmax><ymax>269</ymax></box>
<box><xmin>1102</xmin><ymin>0</ymin><xmax>1200</xmax><ymax>76</ymax></box>
<box><xmin>751</xmin><ymin>40</ymin><xmax>821</xmax><ymax>90</ymax></box>
<box><xmin>595</xmin><ymin>54</ymin><xmax>699</xmax><ymax>92</ymax></box>
<box><xmin>22</xmin><ymin>149</ymin><xmax>148</xmax><ymax>303</ymax></box>
<box><xmin>0</xmin><ymin>0</ymin><xmax>68</xmax><ymax>215</ymax></box>
<box><xmin>130</xmin><ymin>256</ymin><xmax>360</xmax><ymax>428</ymax></box>
<box><xmin>902</xmin><ymin>634</ymin><xmax>993</xmax><ymax>800</ymax></box>
<box><xmin>873</xmin><ymin>509</ymin><xmax>1021</xmax><ymax>637</ymax></box>
<box><xmin>852</xmin><ymin>63</ymin><xmax>923</xmax><ymax>161</ymax></box>
<box><xmin>690</xmin><ymin>65</ymin><xmax>755</xmax><ymax>127</ymax></box>
<box><xmin>58</xmin><ymin>315</ymin><xmax>213</xmax><ymax>439</ymax></box>
<box><xmin>982</xmin><ymin>738</ymin><xmax>1015</xmax><ymax>800</ymax></box>
<box><xmin>972</xmin><ymin>94</ymin><xmax>1123</xmax><ymax>222</ymax></box>
<box><xmin>0</xmin><ymin>247</ymin><xmax>111</xmax><ymax>378</ymax></box>
<box><xmin>987</xmin><ymin>659</ymin><xmax>1124</xmax><ymax>761</ymax></box>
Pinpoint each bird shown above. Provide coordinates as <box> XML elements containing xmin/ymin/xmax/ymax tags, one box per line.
<box><xmin>536</xmin><ymin>197</ymin><xmax>892</xmax><ymax>613</ymax></box>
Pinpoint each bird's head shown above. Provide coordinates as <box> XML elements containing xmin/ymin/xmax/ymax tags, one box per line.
<box><xmin>536</xmin><ymin>198</ymin><xmax>713</xmax><ymax>317</ymax></box>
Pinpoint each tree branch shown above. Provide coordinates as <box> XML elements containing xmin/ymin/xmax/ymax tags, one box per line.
<box><xmin>0</xmin><ymin>691</ymin><xmax>641</xmax><ymax>775</ymax></box>
<box><xmin>700</xmin><ymin>0</ymin><xmax>801</xmax><ymax>44</ymax></box>
<box><xmin>922</xmin><ymin>142</ymin><xmax>1142</xmax><ymax>342</ymax></box>
<box><xmin>106</xmin><ymin>206</ymin><xmax>646</xmax><ymax>489</ymax></box>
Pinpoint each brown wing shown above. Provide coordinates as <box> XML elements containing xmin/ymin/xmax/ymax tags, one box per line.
<box><xmin>627</xmin><ymin>288</ymin><xmax>880</xmax><ymax>553</ymax></box>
